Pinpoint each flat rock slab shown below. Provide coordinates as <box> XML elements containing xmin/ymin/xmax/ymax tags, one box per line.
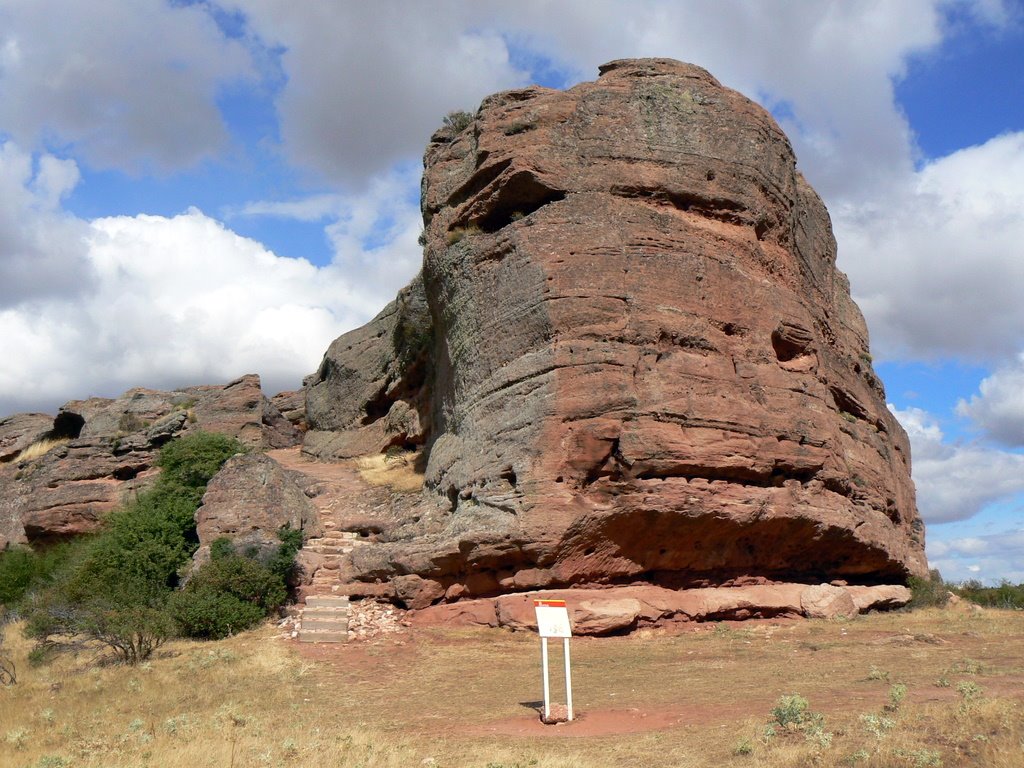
<box><xmin>411</xmin><ymin>583</ymin><xmax>911</xmax><ymax>635</ymax></box>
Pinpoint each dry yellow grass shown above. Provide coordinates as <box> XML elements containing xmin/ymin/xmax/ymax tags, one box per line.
<box><xmin>14</xmin><ymin>438</ymin><xmax>69</xmax><ymax>463</ymax></box>
<box><xmin>356</xmin><ymin>451</ymin><xmax>424</xmax><ymax>493</ymax></box>
<box><xmin>1</xmin><ymin>607</ymin><xmax>1022</xmax><ymax>767</ymax></box>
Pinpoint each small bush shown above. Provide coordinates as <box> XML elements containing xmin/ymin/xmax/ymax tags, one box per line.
<box><xmin>767</xmin><ymin>694</ymin><xmax>830</xmax><ymax>744</ymax></box>
<box><xmin>156</xmin><ymin>431</ymin><xmax>246</xmax><ymax>489</ymax></box>
<box><xmin>442</xmin><ymin>110</ymin><xmax>473</xmax><ymax>133</ymax></box>
<box><xmin>907</xmin><ymin>569</ymin><xmax>950</xmax><ymax>609</ymax></box>
<box><xmin>170</xmin><ymin>588</ymin><xmax>265</xmax><ymax>640</ymax></box>
<box><xmin>445</xmin><ymin>224</ymin><xmax>482</xmax><ymax>245</ymax></box>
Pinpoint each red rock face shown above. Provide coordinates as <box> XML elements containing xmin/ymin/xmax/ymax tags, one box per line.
<box><xmin>310</xmin><ymin>59</ymin><xmax>927</xmax><ymax>604</ymax></box>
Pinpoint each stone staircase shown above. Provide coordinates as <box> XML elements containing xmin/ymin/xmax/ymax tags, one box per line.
<box><xmin>297</xmin><ymin>529</ymin><xmax>366</xmax><ymax>643</ymax></box>
<box><xmin>298</xmin><ymin>595</ymin><xmax>352</xmax><ymax>643</ymax></box>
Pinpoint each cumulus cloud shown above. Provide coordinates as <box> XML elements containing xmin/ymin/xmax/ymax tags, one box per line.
<box><xmin>0</xmin><ymin>145</ymin><xmax>395</xmax><ymax>416</ymax></box>
<box><xmin>0</xmin><ymin>0</ymin><xmax>254</xmax><ymax>172</ymax></box>
<box><xmin>891</xmin><ymin>405</ymin><xmax>1024</xmax><ymax>523</ymax></box>
<box><xmin>836</xmin><ymin>132</ymin><xmax>1024</xmax><ymax>361</ymax></box>
<box><xmin>228</xmin><ymin>1</ymin><xmax>530</xmax><ymax>184</ymax></box>
<box><xmin>928</xmin><ymin>528</ymin><xmax>1024</xmax><ymax>584</ymax></box>
<box><xmin>0</xmin><ymin>141</ymin><xmax>91</xmax><ymax>305</ymax></box>
<box><xmin>956</xmin><ymin>354</ymin><xmax>1024</xmax><ymax>446</ymax></box>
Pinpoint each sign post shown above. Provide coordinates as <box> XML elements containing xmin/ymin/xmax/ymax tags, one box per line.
<box><xmin>533</xmin><ymin>598</ymin><xmax>573</xmax><ymax>722</ymax></box>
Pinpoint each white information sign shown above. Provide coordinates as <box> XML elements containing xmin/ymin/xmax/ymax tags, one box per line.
<box><xmin>533</xmin><ymin>599</ymin><xmax>574</xmax><ymax>722</ymax></box>
<box><xmin>534</xmin><ymin>599</ymin><xmax>572</xmax><ymax>638</ymax></box>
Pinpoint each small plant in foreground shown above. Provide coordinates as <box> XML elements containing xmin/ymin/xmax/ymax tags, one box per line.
<box><xmin>885</xmin><ymin>682</ymin><xmax>908</xmax><ymax>711</ymax></box>
<box><xmin>860</xmin><ymin>712</ymin><xmax>895</xmax><ymax>738</ymax></box>
<box><xmin>766</xmin><ymin>694</ymin><xmax>831</xmax><ymax>745</ymax></box>
<box><xmin>867</xmin><ymin>665</ymin><xmax>890</xmax><ymax>681</ymax></box>
<box><xmin>732</xmin><ymin>738</ymin><xmax>754</xmax><ymax>756</ymax></box>
<box><xmin>894</xmin><ymin>748</ymin><xmax>943</xmax><ymax>767</ymax></box>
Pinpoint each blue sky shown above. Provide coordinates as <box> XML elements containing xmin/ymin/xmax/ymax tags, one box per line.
<box><xmin>1</xmin><ymin>1</ymin><xmax>1023</xmax><ymax>584</ymax></box>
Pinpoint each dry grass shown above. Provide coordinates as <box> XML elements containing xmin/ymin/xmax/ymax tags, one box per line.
<box><xmin>14</xmin><ymin>438</ymin><xmax>69</xmax><ymax>463</ymax></box>
<box><xmin>1</xmin><ymin>607</ymin><xmax>1022</xmax><ymax>767</ymax></box>
<box><xmin>356</xmin><ymin>451</ymin><xmax>424</xmax><ymax>493</ymax></box>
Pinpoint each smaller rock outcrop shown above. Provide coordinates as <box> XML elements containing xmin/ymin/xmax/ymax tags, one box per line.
<box><xmin>0</xmin><ymin>414</ymin><xmax>54</xmax><ymax>463</ymax></box>
<box><xmin>304</xmin><ymin>274</ymin><xmax>432</xmax><ymax>460</ymax></box>
<box><xmin>0</xmin><ymin>374</ymin><xmax>300</xmax><ymax>549</ymax></box>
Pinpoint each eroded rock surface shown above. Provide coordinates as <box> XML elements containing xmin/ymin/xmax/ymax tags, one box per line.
<box><xmin>0</xmin><ymin>374</ymin><xmax>300</xmax><ymax>547</ymax></box>
<box><xmin>307</xmin><ymin>59</ymin><xmax>927</xmax><ymax>607</ymax></box>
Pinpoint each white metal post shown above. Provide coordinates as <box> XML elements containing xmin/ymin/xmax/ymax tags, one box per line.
<box><xmin>563</xmin><ymin>637</ymin><xmax>574</xmax><ymax>721</ymax></box>
<box><xmin>541</xmin><ymin>636</ymin><xmax>551</xmax><ymax>721</ymax></box>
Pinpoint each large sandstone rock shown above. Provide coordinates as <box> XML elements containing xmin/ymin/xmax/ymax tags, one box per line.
<box><xmin>309</xmin><ymin>58</ymin><xmax>927</xmax><ymax>606</ymax></box>
<box><xmin>0</xmin><ymin>374</ymin><xmax>301</xmax><ymax>547</ymax></box>
<box><xmin>192</xmin><ymin>453</ymin><xmax>322</xmax><ymax>569</ymax></box>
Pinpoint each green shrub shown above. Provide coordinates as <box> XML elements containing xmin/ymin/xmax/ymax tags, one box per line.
<box><xmin>169</xmin><ymin>588</ymin><xmax>265</xmax><ymax>640</ymax></box>
<box><xmin>156</xmin><ymin>431</ymin><xmax>246</xmax><ymax>489</ymax></box>
<box><xmin>907</xmin><ymin>568</ymin><xmax>950</xmax><ymax>609</ymax></box>
<box><xmin>767</xmin><ymin>694</ymin><xmax>830</xmax><ymax>744</ymax></box>
<box><xmin>954</xmin><ymin>579</ymin><xmax>1024</xmax><ymax>609</ymax></box>
<box><xmin>171</xmin><ymin>553</ymin><xmax>285</xmax><ymax>639</ymax></box>
<box><xmin>267</xmin><ymin>526</ymin><xmax>304</xmax><ymax>583</ymax></box>
<box><xmin>0</xmin><ymin>541</ymin><xmax>85</xmax><ymax>609</ymax></box>
<box><xmin>22</xmin><ymin>432</ymin><xmax>244</xmax><ymax>664</ymax></box>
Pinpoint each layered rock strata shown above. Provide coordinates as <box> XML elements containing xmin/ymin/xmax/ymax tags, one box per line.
<box><xmin>307</xmin><ymin>58</ymin><xmax>927</xmax><ymax>607</ymax></box>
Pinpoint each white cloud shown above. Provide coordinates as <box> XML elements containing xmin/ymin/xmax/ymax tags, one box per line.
<box><xmin>956</xmin><ymin>353</ymin><xmax>1024</xmax><ymax>446</ymax></box>
<box><xmin>0</xmin><ymin>141</ymin><xmax>91</xmax><ymax>305</ymax></box>
<box><xmin>0</xmin><ymin>0</ymin><xmax>254</xmax><ymax>172</ymax></box>
<box><xmin>229</xmin><ymin>1</ymin><xmax>530</xmax><ymax>184</ymax></box>
<box><xmin>836</xmin><ymin>132</ymin><xmax>1024</xmax><ymax>362</ymax></box>
<box><xmin>0</xmin><ymin>143</ymin><xmax>394</xmax><ymax>416</ymax></box>
<box><xmin>928</xmin><ymin>528</ymin><xmax>1024</xmax><ymax>584</ymax></box>
<box><xmin>891</xmin><ymin>405</ymin><xmax>1024</xmax><ymax>523</ymax></box>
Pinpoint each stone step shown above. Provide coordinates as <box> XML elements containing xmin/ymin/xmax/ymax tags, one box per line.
<box><xmin>298</xmin><ymin>629</ymin><xmax>348</xmax><ymax>643</ymax></box>
<box><xmin>303</xmin><ymin>605</ymin><xmax>349</xmax><ymax>616</ymax></box>
<box><xmin>305</xmin><ymin>544</ymin><xmax>352</xmax><ymax>555</ymax></box>
<box><xmin>305</xmin><ymin>595</ymin><xmax>351</xmax><ymax>609</ymax></box>
<box><xmin>302</xmin><ymin>617</ymin><xmax>349</xmax><ymax>631</ymax></box>
<box><xmin>321</xmin><ymin>530</ymin><xmax>359</xmax><ymax>540</ymax></box>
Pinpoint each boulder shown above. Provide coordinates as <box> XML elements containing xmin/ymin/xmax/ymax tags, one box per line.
<box><xmin>800</xmin><ymin>584</ymin><xmax>858</xmax><ymax>619</ymax></box>
<box><xmin>410</xmin><ymin>582</ymin><xmax>909</xmax><ymax>634</ymax></box>
<box><xmin>192</xmin><ymin>453</ymin><xmax>322</xmax><ymax>568</ymax></box>
<box><xmin>307</xmin><ymin>58</ymin><xmax>927</xmax><ymax>603</ymax></box>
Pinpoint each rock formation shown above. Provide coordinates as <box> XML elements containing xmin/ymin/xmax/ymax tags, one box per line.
<box><xmin>306</xmin><ymin>58</ymin><xmax>927</xmax><ymax>607</ymax></box>
<box><xmin>0</xmin><ymin>374</ymin><xmax>300</xmax><ymax>549</ymax></box>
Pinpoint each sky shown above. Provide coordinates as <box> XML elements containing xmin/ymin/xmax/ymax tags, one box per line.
<box><xmin>1</xmin><ymin>0</ymin><xmax>1022</xmax><ymax>584</ymax></box>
